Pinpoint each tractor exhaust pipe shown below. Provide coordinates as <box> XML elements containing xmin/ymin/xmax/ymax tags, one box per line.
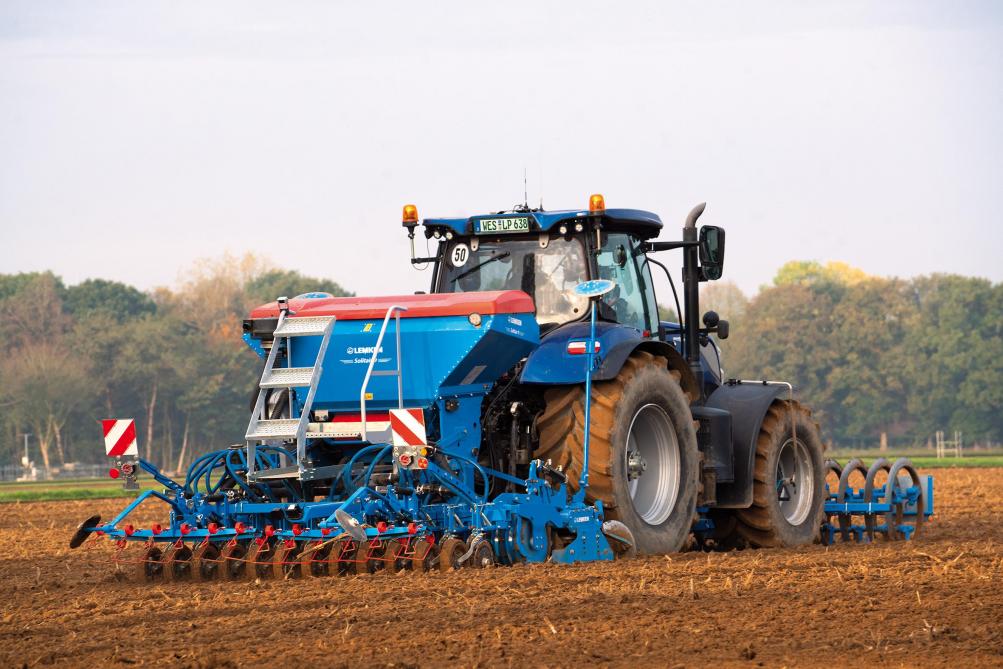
<box><xmin>682</xmin><ymin>202</ymin><xmax>706</xmax><ymax>395</ymax></box>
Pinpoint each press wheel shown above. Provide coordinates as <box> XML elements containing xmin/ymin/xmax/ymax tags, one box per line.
<box><xmin>439</xmin><ymin>537</ymin><xmax>466</xmax><ymax>572</ymax></box>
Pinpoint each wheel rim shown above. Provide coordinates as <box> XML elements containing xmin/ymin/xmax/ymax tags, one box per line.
<box><xmin>776</xmin><ymin>438</ymin><xmax>814</xmax><ymax>525</ymax></box>
<box><xmin>625</xmin><ymin>403</ymin><xmax>681</xmax><ymax>525</ymax></box>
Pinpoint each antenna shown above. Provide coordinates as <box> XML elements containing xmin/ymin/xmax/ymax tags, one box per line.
<box><xmin>523</xmin><ymin>167</ymin><xmax>528</xmax><ymax>209</ymax></box>
<box><xmin>538</xmin><ymin>167</ymin><xmax>543</xmax><ymax>210</ymax></box>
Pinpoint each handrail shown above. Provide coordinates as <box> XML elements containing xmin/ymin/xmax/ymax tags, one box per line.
<box><xmin>360</xmin><ymin>305</ymin><xmax>408</xmax><ymax>441</ymax></box>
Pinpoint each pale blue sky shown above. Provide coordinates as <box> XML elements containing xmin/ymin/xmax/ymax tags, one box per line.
<box><xmin>1</xmin><ymin>1</ymin><xmax>1001</xmax><ymax>299</ymax></box>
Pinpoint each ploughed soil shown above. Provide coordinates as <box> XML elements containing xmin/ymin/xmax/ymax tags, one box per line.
<box><xmin>1</xmin><ymin>467</ymin><xmax>1001</xmax><ymax>668</ymax></box>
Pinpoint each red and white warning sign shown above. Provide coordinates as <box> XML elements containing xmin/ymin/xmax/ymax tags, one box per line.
<box><xmin>103</xmin><ymin>419</ymin><xmax>138</xmax><ymax>457</ymax></box>
<box><xmin>389</xmin><ymin>408</ymin><xmax>426</xmax><ymax>447</ymax></box>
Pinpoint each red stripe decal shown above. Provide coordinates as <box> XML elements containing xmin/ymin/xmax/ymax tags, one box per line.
<box><xmin>102</xmin><ymin>419</ymin><xmax>116</xmax><ymax>437</ymax></box>
<box><xmin>108</xmin><ymin>421</ymin><xmax>137</xmax><ymax>457</ymax></box>
<box><xmin>390</xmin><ymin>413</ymin><xmax>423</xmax><ymax>446</ymax></box>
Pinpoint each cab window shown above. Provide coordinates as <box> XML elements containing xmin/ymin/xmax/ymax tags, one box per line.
<box><xmin>437</xmin><ymin>237</ymin><xmax>590</xmax><ymax>330</ymax></box>
<box><xmin>596</xmin><ymin>233</ymin><xmax>655</xmax><ymax>334</ymax></box>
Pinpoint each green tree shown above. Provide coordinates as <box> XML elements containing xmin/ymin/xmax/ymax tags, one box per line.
<box><xmin>64</xmin><ymin>279</ymin><xmax>156</xmax><ymax>321</ymax></box>
<box><xmin>246</xmin><ymin>269</ymin><xmax>353</xmax><ymax>304</ymax></box>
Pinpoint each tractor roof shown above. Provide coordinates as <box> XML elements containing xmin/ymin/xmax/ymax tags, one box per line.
<box><xmin>423</xmin><ymin>208</ymin><xmax>664</xmax><ymax>240</ymax></box>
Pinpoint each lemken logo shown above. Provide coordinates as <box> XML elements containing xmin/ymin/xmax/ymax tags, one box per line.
<box><xmin>346</xmin><ymin>345</ymin><xmax>384</xmax><ymax>355</ymax></box>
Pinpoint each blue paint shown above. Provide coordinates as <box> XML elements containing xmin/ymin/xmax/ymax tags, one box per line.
<box><xmin>424</xmin><ymin>208</ymin><xmax>663</xmax><ymax>239</ymax></box>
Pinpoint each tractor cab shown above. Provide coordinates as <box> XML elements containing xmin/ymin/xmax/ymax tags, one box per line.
<box><xmin>407</xmin><ymin>197</ymin><xmax>666</xmax><ymax>337</ymax></box>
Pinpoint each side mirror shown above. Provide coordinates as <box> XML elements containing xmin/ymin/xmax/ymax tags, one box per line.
<box><xmin>699</xmin><ymin>225</ymin><xmax>725</xmax><ymax>280</ymax></box>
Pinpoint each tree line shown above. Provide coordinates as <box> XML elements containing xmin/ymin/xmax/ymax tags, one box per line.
<box><xmin>701</xmin><ymin>261</ymin><xmax>1003</xmax><ymax>448</ymax></box>
<box><xmin>0</xmin><ymin>257</ymin><xmax>999</xmax><ymax>473</ymax></box>
<box><xmin>0</xmin><ymin>255</ymin><xmax>351</xmax><ymax>472</ymax></box>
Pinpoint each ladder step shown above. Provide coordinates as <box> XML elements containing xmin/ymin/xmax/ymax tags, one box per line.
<box><xmin>251</xmin><ymin>465</ymin><xmax>301</xmax><ymax>480</ymax></box>
<box><xmin>261</xmin><ymin>367</ymin><xmax>316</xmax><ymax>388</ymax></box>
<box><xmin>246</xmin><ymin>419</ymin><xmax>301</xmax><ymax>441</ymax></box>
<box><xmin>274</xmin><ymin>315</ymin><xmax>336</xmax><ymax>337</ymax></box>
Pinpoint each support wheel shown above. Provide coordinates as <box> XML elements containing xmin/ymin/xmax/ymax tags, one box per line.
<box><xmin>735</xmin><ymin>400</ymin><xmax>826</xmax><ymax>548</ymax></box>
<box><xmin>536</xmin><ymin>350</ymin><xmax>700</xmax><ymax>554</ymax></box>
<box><xmin>438</xmin><ymin>537</ymin><xmax>466</xmax><ymax>572</ymax></box>
<box><xmin>466</xmin><ymin>538</ymin><xmax>494</xmax><ymax>568</ymax></box>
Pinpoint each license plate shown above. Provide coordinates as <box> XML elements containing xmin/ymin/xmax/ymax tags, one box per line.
<box><xmin>474</xmin><ymin>216</ymin><xmax>530</xmax><ymax>234</ymax></box>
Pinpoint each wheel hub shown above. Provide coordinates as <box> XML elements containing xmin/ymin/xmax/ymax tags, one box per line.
<box><xmin>626</xmin><ymin>450</ymin><xmax>647</xmax><ymax>481</ymax></box>
<box><xmin>775</xmin><ymin>438</ymin><xmax>814</xmax><ymax>525</ymax></box>
<box><xmin>625</xmin><ymin>403</ymin><xmax>681</xmax><ymax>526</ymax></box>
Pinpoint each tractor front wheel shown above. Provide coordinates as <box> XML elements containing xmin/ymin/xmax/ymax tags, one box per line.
<box><xmin>536</xmin><ymin>350</ymin><xmax>699</xmax><ymax>554</ymax></box>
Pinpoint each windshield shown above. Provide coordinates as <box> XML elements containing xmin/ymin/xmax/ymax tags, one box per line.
<box><xmin>438</xmin><ymin>237</ymin><xmax>590</xmax><ymax>328</ymax></box>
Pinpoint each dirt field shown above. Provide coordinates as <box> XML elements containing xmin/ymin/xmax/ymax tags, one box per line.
<box><xmin>1</xmin><ymin>468</ymin><xmax>1001</xmax><ymax>668</ymax></box>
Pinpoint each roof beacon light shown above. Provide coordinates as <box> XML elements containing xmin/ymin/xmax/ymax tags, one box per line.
<box><xmin>589</xmin><ymin>193</ymin><xmax>605</xmax><ymax>213</ymax></box>
<box><xmin>402</xmin><ymin>204</ymin><xmax>419</xmax><ymax>227</ymax></box>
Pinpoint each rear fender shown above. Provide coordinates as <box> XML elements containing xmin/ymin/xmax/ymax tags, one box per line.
<box><xmin>705</xmin><ymin>382</ymin><xmax>788</xmax><ymax>508</ymax></box>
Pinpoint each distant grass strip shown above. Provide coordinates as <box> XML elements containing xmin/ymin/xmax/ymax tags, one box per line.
<box><xmin>907</xmin><ymin>456</ymin><xmax>1003</xmax><ymax>469</ymax></box>
<box><xmin>0</xmin><ymin>480</ymin><xmax>160</xmax><ymax>503</ymax></box>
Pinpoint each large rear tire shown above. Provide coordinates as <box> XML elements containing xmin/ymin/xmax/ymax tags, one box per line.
<box><xmin>536</xmin><ymin>350</ymin><xmax>699</xmax><ymax>554</ymax></box>
<box><xmin>734</xmin><ymin>400</ymin><xmax>826</xmax><ymax>548</ymax></box>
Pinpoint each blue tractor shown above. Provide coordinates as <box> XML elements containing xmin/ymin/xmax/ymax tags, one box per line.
<box><xmin>70</xmin><ymin>195</ymin><xmax>932</xmax><ymax>579</ymax></box>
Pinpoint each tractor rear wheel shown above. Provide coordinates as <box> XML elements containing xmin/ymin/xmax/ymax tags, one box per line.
<box><xmin>536</xmin><ymin>350</ymin><xmax>699</xmax><ymax>554</ymax></box>
<box><xmin>734</xmin><ymin>400</ymin><xmax>826</xmax><ymax>548</ymax></box>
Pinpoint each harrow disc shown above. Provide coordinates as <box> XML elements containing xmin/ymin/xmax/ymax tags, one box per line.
<box><xmin>161</xmin><ymin>542</ymin><xmax>194</xmax><ymax>582</ymax></box>
<box><xmin>69</xmin><ymin>515</ymin><xmax>101</xmax><ymax>549</ymax></box>
<box><xmin>438</xmin><ymin>537</ymin><xmax>466</xmax><ymax>572</ymax></box>
<box><xmin>350</xmin><ymin>540</ymin><xmax>385</xmax><ymax>576</ymax></box>
<box><xmin>192</xmin><ymin>541</ymin><xmax>223</xmax><ymax>582</ymax></box>
<box><xmin>382</xmin><ymin>538</ymin><xmax>410</xmax><ymax>573</ymax></box>
<box><xmin>301</xmin><ymin>540</ymin><xmax>333</xmax><ymax>577</ymax></box>
<box><xmin>328</xmin><ymin>537</ymin><xmax>354</xmax><ymax>576</ymax></box>
<box><xmin>220</xmin><ymin>540</ymin><xmax>248</xmax><ymax>580</ymax></box>
<box><xmin>270</xmin><ymin>541</ymin><xmax>302</xmax><ymax>579</ymax></box>
<box><xmin>410</xmin><ymin>539</ymin><xmax>435</xmax><ymax>573</ymax></box>
<box><xmin>245</xmin><ymin>540</ymin><xmax>273</xmax><ymax>580</ymax></box>
<box><xmin>136</xmin><ymin>544</ymin><xmax>164</xmax><ymax>581</ymax></box>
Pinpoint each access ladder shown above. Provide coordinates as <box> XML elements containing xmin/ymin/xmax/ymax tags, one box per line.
<box><xmin>245</xmin><ymin>309</ymin><xmax>336</xmax><ymax>480</ymax></box>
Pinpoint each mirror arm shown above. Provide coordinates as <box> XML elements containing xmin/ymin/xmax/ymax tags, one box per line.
<box><xmin>643</xmin><ymin>240</ymin><xmax>699</xmax><ymax>253</ymax></box>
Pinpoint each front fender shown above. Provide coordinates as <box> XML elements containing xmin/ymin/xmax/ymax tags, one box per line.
<box><xmin>520</xmin><ymin>321</ymin><xmax>639</xmax><ymax>385</ymax></box>
<box><xmin>520</xmin><ymin>322</ymin><xmax>698</xmax><ymax>398</ymax></box>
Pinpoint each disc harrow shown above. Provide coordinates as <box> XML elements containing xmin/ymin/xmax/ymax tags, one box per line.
<box><xmin>103</xmin><ymin>528</ymin><xmax>505</xmax><ymax>582</ymax></box>
<box><xmin>820</xmin><ymin>457</ymin><xmax>933</xmax><ymax>544</ymax></box>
